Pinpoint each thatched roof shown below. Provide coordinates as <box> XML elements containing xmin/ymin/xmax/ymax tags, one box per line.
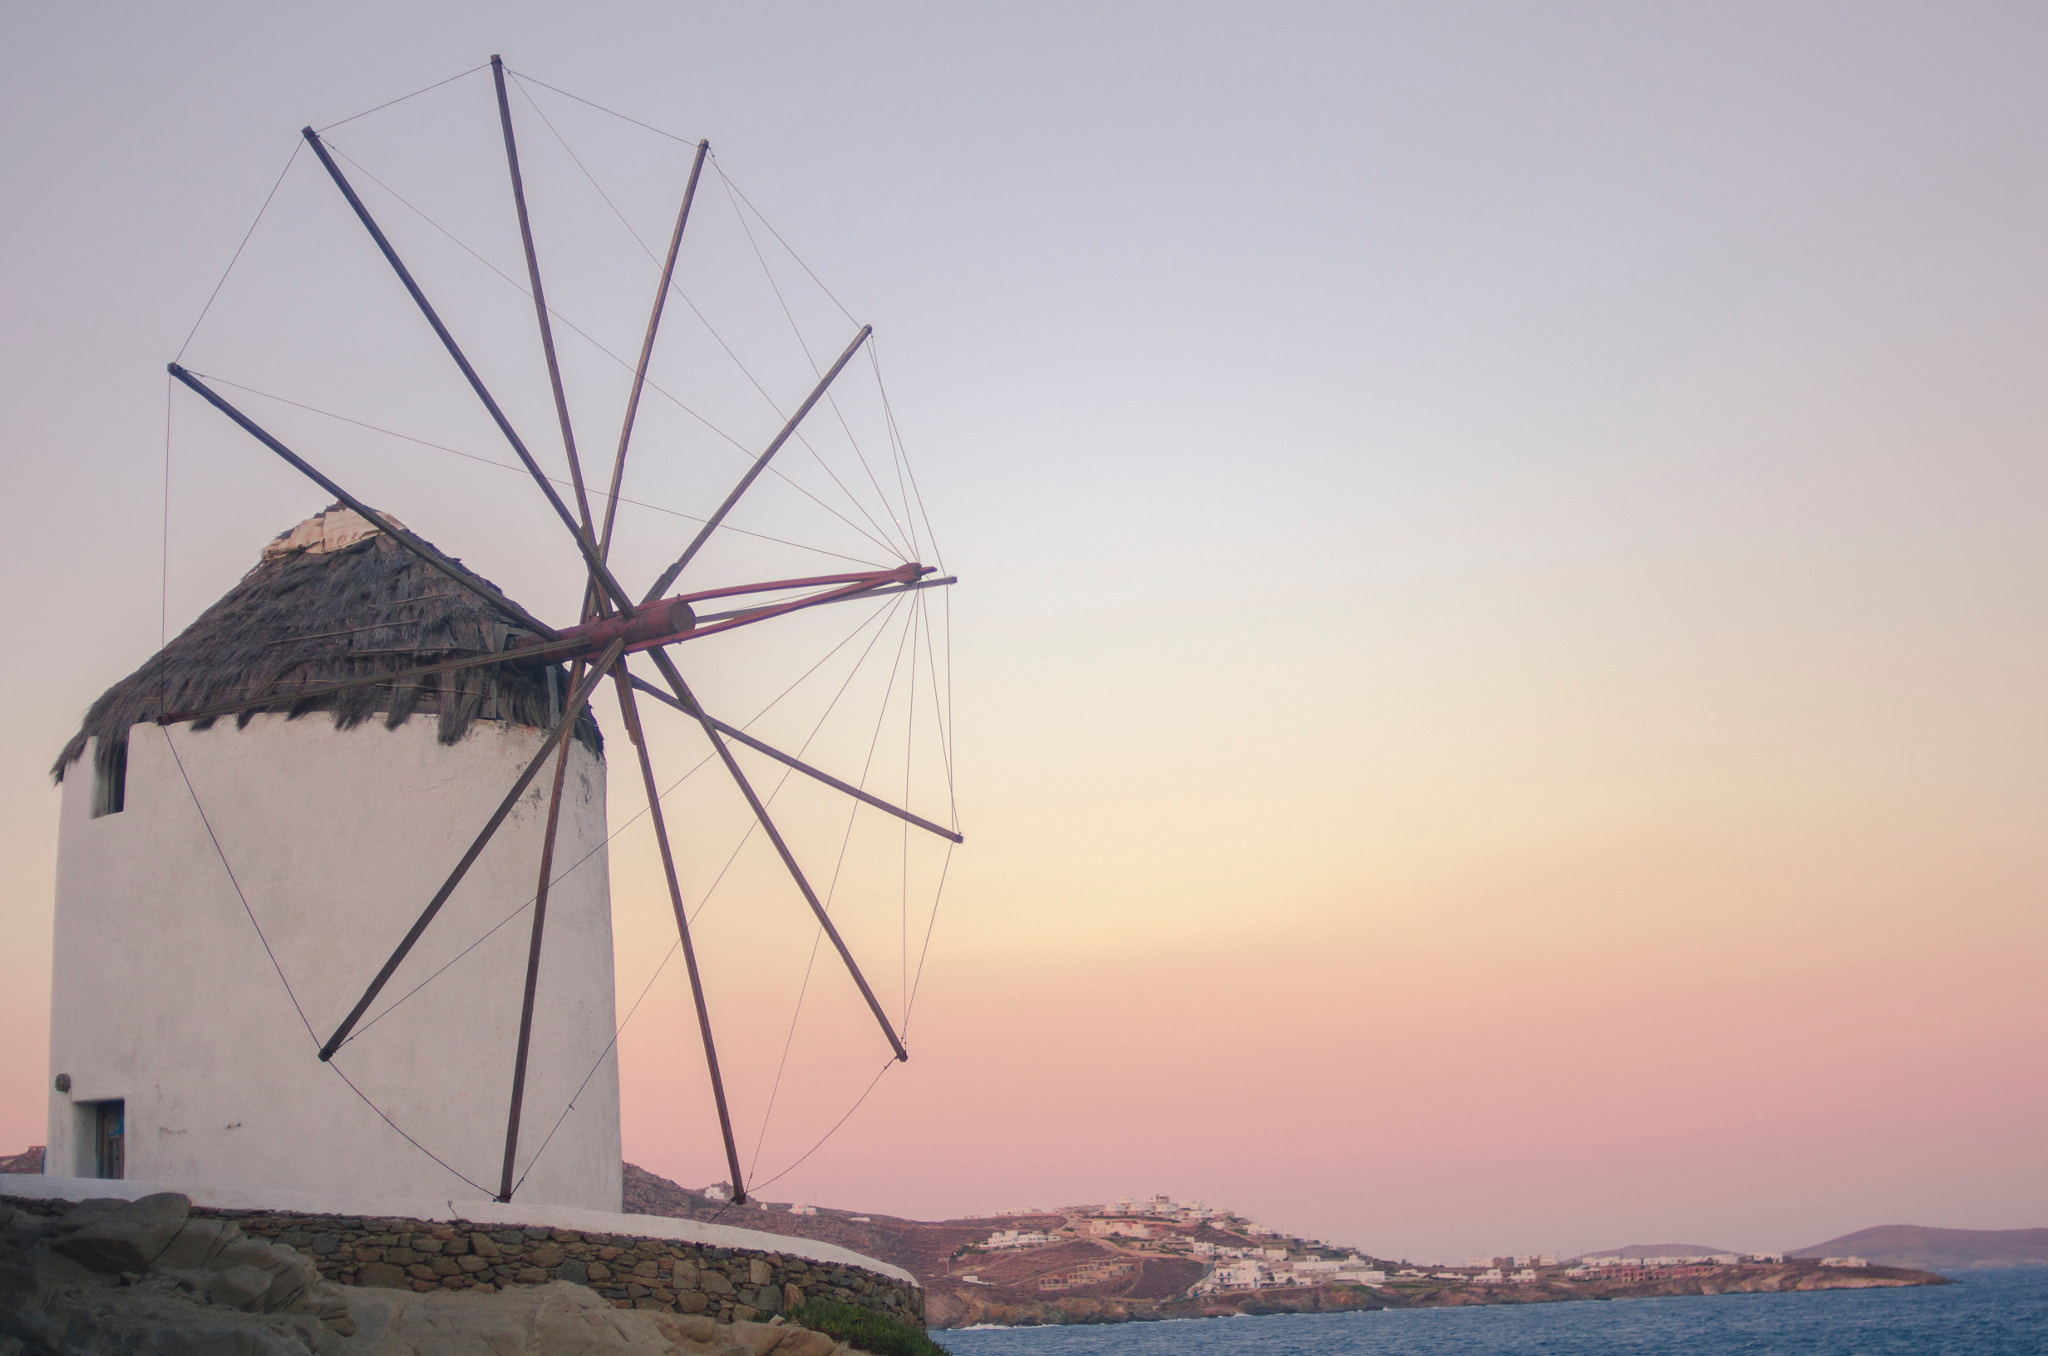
<box><xmin>54</xmin><ymin>506</ymin><xmax>600</xmax><ymax>783</ymax></box>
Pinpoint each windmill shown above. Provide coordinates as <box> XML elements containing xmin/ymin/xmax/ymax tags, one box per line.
<box><xmin>51</xmin><ymin>57</ymin><xmax>959</xmax><ymax>1210</ymax></box>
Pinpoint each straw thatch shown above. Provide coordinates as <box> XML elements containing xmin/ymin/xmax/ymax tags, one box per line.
<box><xmin>53</xmin><ymin>507</ymin><xmax>600</xmax><ymax>784</ymax></box>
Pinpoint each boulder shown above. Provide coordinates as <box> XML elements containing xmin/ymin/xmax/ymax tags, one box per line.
<box><xmin>50</xmin><ymin>1192</ymin><xmax>191</xmax><ymax>1273</ymax></box>
<box><xmin>206</xmin><ymin>1262</ymin><xmax>276</xmax><ymax>1311</ymax></box>
<box><xmin>767</xmin><ymin>1329</ymin><xmax>841</xmax><ymax>1356</ymax></box>
<box><xmin>731</xmin><ymin>1319</ymin><xmax>799</xmax><ymax>1354</ymax></box>
<box><xmin>156</xmin><ymin>1217</ymin><xmax>240</xmax><ymax>1271</ymax></box>
<box><xmin>0</xmin><ymin>1259</ymin><xmax>45</xmax><ymax>1306</ymax></box>
<box><xmin>347</xmin><ymin>1281</ymin><xmax>858</xmax><ymax>1354</ymax></box>
<box><xmin>43</xmin><ymin>1199</ymin><xmax>128</xmax><ymax>1238</ymax></box>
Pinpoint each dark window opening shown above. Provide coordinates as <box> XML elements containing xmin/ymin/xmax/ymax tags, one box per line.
<box><xmin>91</xmin><ymin>740</ymin><xmax>127</xmax><ymax>818</ymax></box>
<box><xmin>91</xmin><ymin>1100</ymin><xmax>124</xmax><ymax>1179</ymax></box>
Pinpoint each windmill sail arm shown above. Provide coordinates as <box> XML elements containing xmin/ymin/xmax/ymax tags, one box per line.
<box><xmin>600</xmin><ymin>137</ymin><xmax>710</xmax><ymax>564</ymax></box>
<box><xmin>625</xmin><ymin>672</ymin><xmax>961</xmax><ymax>843</ymax></box>
<box><xmin>299</xmin><ymin>126</ymin><xmax>638</xmax><ymax>619</ymax></box>
<box><xmin>491</xmin><ymin>55</ymin><xmax>597</xmax><ymax>546</ymax></box>
<box><xmin>167</xmin><ymin>364</ymin><xmax>559</xmax><ymax>641</ymax></box>
<box><xmin>645</xmin><ymin>648</ymin><xmax>909</xmax><ymax>1061</ymax></box>
<box><xmin>610</xmin><ymin>667</ymin><xmax>750</xmax><ymax>1203</ymax></box>
<box><xmin>317</xmin><ymin>640</ymin><xmax>625</xmax><ymax>1061</ymax></box>
<box><xmin>640</xmin><ymin>323</ymin><xmax>873</xmax><ymax>603</ymax></box>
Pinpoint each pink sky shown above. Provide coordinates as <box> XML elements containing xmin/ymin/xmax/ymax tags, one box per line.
<box><xmin>3</xmin><ymin>2</ymin><xmax>2045</xmax><ymax>1263</ymax></box>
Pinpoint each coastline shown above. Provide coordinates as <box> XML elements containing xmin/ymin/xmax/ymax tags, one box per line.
<box><xmin>925</xmin><ymin>1261</ymin><xmax>1948</xmax><ymax>1329</ymax></box>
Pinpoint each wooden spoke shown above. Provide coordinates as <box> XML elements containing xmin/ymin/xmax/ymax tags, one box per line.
<box><xmin>495</xmin><ymin>657</ymin><xmax>585</xmax><ymax>1202</ymax></box>
<box><xmin>640</xmin><ymin>324</ymin><xmax>873</xmax><ymax>604</ymax></box>
<box><xmin>491</xmin><ymin>55</ymin><xmax>595</xmax><ymax>542</ymax></box>
<box><xmin>318</xmin><ymin>640</ymin><xmax>625</xmax><ymax>1062</ymax></box>
<box><xmin>167</xmin><ymin>364</ymin><xmax>557</xmax><ymax>640</ymax></box>
<box><xmin>299</xmin><ymin>126</ymin><xmax>639</xmax><ymax>618</ymax></box>
<box><xmin>611</xmin><ymin>666</ymin><xmax>749</xmax><ymax>1203</ymax></box>
<box><xmin>693</xmin><ymin>574</ymin><xmax>955</xmax><ymax>627</ymax></box>
<box><xmin>601</xmin><ymin>138</ymin><xmax>709</xmax><ymax>565</ymax></box>
<box><xmin>626</xmin><ymin>674</ymin><xmax>960</xmax><ymax>844</ymax></box>
<box><xmin>644</xmin><ymin>648</ymin><xmax>908</xmax><ymax>1061</ymax></box>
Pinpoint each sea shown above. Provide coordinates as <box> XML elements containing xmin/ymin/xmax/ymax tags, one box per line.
<box><xmin>934</xmin><ymin>1268</ymin><xmax>2048</xmax><ymax>1356</ymax></box>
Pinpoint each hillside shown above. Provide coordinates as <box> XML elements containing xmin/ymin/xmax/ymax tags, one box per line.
<box><xmin>612</xmin><ymin>1167</ymin><xmax>1945</xmax><ymax>1327</ymax></box>
<box><xmin>0</xmin><ymin>1146</ymin><xmax>42</xmax><ymax>1174</ymax></box>
<box><xmin>622</xmin><ymin>1161</ymin><xmax>1026</xmax><ymax>1287</ymax></box>
<box><xmin>1792</xmin><ymin>1225</ymin><xmax>2048</xmax><ymax>1271</ymax></box>
<box><xmin>1577</xmin><ymin>1243</ymin><xmax>1733</xmax><ymax>1260</ymax></box>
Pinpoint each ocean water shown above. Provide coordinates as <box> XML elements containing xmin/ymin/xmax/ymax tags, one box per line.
<box><xmin>935</xmin><ymin>1268</ymin><xmax>2048</xmax><ymax>1355</ymax></box>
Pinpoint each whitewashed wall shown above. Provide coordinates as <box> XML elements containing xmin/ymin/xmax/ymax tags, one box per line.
<box><xmin>46</xmin><ymin>713</ymin><xmax>620</xmax><ymax>1211</ymax></box>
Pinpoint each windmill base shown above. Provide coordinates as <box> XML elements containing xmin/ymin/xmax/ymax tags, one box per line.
<box><xmin>3</xmin><ymin>1174</ymin><xmax>922</xmax><ymax>1330</ymax></box>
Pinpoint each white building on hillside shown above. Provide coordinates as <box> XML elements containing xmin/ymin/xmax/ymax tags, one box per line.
<box><xmin>985</xmin><ymin>1230</ymin><xmax>1052</xmax><ymax>1249</ymax></box>
<box><xmin>1213</xmin><ymin>1261</ymin><xmax>1265</xmax><ymax>1289</ymax></box>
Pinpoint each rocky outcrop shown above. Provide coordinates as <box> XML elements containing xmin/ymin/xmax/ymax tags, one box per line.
<box><xmin>0</xmin><ymin>1194</ymin><xmax>866</xmax><ymax>1355</ymax></box>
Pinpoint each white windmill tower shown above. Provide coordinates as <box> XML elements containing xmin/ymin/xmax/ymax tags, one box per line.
<box><xmin>47</xmin><ymin>505</ymin><xmax>623</xmax><ymax>1210</ymax></box>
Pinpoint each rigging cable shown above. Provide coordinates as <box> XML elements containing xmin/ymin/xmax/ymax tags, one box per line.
<box><xmin>316</xmin><ymin>63</ymin><xmax>491</xmax><ymax>134</ymax></box>
<box><xmin>902</xmin><ymin>575</ymin><xmax>918</xmax><ymax>1025</ymax></box>
<box><xmin>903</xmin><ymin>594</ymin><xmax>959</xmax><ymax>1035</ymax></box>
<box><xmin>511</xmin><ymin>593</ymin><xmax>912</xmax><ymax>1194</ymax></box>
<box><xmin>184</xmin><ymin>372</ymin><xmax>887</xmax><ymax>570</ymax></box>
<box><xmin>323</xmin><ymin>141</ymin><xmax>907</xmax><ymax>566</ymax></box>
<box><xmin>502</xmin><ymin>68</ymin><xmax>860</xmax><ymax>330</ymax></box>
<box><xmin>917</xmin><ymin>586</ymin><xmax>958</xmax><ymax>825</ymax></box>
<box><xmin>747</xmin><ymin>1056</ymin><xmax>898</xmax><ymax>1199</ymax></box>
<box><xmin>502</xmin><ymin>69</ymin><xmax>699</xmax><ymax>147</ymax></box>
<box><xmin>158</xmin><ymin>722</ymin><xmax>494</xmax><ymax>1197</ymax></box>
<box><xmin>867</xmin><ymin>336</ymin><xmax>958</xmax><ymax>840</ymax></box>
<box><xmin>163</xmin><ymin>367</ymin><xmax>484</xmax><ymax>1193</ymax></box>
<box><xmin>746</xmin><ymin>589</ymin><xmax>924</xmax><ymax>1179</ymax></box>
<box><xmin>869</xmin><ymin>339</ymin><xmax>949</xmax><ymax>575</ymax></box>
<box><xmin>176</xmin><ymin>141</ymin><xmax>302</xmax><ymax>362</ymax></box>
<box><xmin>506</xmin><ymin>74</ymin><xmax>910</xmax><ymax>563</ymax></box>
<box><xmin>707</xmin><ymin>162</ymin><xmax>860</xmax><ymax>328</ymax></box>
<box><xmin>342</xmin><ymin>592</ymin><xmax>905</xmax><ymax>1045</ymax></box>
<box><xmin>158</xmin><ymin>381</ymin><xmax>497</xmax><ymax>1195</ymax></box>
<box><xmin>714</xmin><ymin>167</ymin><xmax>913</xmax><ymax>560</ymax></box>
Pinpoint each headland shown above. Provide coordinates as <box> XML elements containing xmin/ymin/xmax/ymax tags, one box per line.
<box><xmin>611</xmin><ymin>1170</ymin><xmax>1951</xmax><ymax>1329</ymax></box>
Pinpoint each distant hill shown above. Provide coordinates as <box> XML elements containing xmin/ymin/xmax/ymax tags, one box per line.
<box><xmin>1575</xmin><ymin>1243</ymin><xmax>1733</xmax><ymax>1260</ymax></box>
<box><xmin>1792</xmin><ymin>1225</ymin><xmax>2048</xmax><ymax>1271</ymax></box>
<box><xmin>622</xmin><ymin>1162</ymin><xmax>1036</xmax><ymax>1292</ymax></box>
<box><xmin>0</xmin><ymin>1146</ymin><xmax>42</xmax><ymax>1174</ymax></box>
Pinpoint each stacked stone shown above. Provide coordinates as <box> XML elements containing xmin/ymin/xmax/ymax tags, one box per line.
<box><xmin>3</xmin><ymin>1194</ymin><xmax>885</xmax><ymax>1355</ymax></box>
<box><xmin>183</xmin><ymin>1208</ymin><xmax>923</xmax><ymax>1327</ymax></box>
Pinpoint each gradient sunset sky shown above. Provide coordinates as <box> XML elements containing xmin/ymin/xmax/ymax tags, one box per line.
<box><xmin>2</xmin><ymin>2</ymin><xmax>2044</xmax><ymax>1264</ymax></box>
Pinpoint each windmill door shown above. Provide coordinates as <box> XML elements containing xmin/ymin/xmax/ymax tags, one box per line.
<box><xmin>92</xmin><ymin>1101</ymin><xmax>123</xmax><ymax>1179</ymax></box>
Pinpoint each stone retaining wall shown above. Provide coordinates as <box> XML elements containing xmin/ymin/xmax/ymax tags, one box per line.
<box><xmin>1</xmin><ymin>1194</ymin><xmax>922</xmax><ymax>1329</ymax></box>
